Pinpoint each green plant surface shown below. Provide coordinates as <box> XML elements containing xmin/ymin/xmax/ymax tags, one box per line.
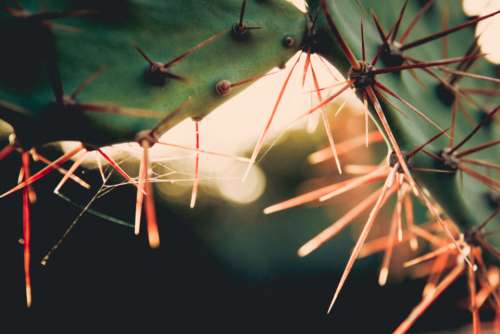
<box><xmin>0</xmin><ymin>0</ymin><xmax>305</xmax><ymax>147</ymax></box>
<box><xmin>308</xmin><ymin>0</ymin><xmax>499</xmax><ymax>238</ymax></box>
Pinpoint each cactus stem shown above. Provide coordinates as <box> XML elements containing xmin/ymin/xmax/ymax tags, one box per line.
<box><xmin>0</xmin><ymin>144</ymin><xmax>84</xmax><ymax>199</ymax></box>
<box><xmin>189</xmin><ymin>120</ymin><xmax>200</xmax><ymax>209</ymax></box>
<box><xmin>215</xmin><ymin>70</ymin><xmax>281</xmax><ymax>96</ymax></box>
<box><xmin>21</xmin><ymin>151</ymin><xmax>32</xmax><ymax>308</ymax></box>
<box><xmin>136</xmin><ymin>30</ymin><xmax>227</xmax><ymax>85</ymax></box>
<box><xmin>150</xmin><ymin>98</ymin><xmax>191</xmax><ymax>140</ymax></box>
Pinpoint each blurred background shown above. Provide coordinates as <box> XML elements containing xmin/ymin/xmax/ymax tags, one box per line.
<box><xmin>1</xmin><ymin>0</ymin><xmax>499</xmax><ymax>332</ymax></box>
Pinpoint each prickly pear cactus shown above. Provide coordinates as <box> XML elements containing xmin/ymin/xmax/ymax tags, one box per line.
<box><xmin>1</xmin><ymin>0</ymin><xmax>499</xmax><ymax>332</ymax></box>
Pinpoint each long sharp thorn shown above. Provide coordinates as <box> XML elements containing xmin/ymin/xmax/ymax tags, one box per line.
<box><xmin>319</xmin><ymin>0</ymin><xmax>360</xmax><ymax>69</ymax></box>
<box><xmin>134</xmin><ymin>142</ymin><xmax>148</xmax><ymax>236</ymax></box>
<box><xmin>401</xmin><ymin>9</ymin><xmax>500</xmax><ymax>51</ymax></box>
<box><xmin>54</xmin><ymin>150</ymin><xmax>88</xmax><ymax>194</ymax></box>
<box><xmin>26</xmin><ymin>9</ymin><xmax>95</xmax><ymax>21</ymax></box>
<box><xmin>390</xmin><ymin>0</ymin><xmax>409</xmax><ymax>42</ymax></box>
<box><xmin>439</xmin><ymin>67</ymin><xmax>500</xmax><ymax>85</ymax></box>
<box><xmin>135</xmin><ymin>46</ymin><xmax>155</xmax><ymax>65</ymax></box>
<box><xmin>0</xmin><ymin>144</ymin><xmax>83</xmax><ymax>199</ymax></box>
<box><xmin>33</xmin><ymin>152</ymin><xmax>90</xmax><ymax>189</ymax></box>
<box><xmin>462</xmin><ymin>159</ymin><xmax>500</xmax><ymax>171</ymax></box>
<box><xmin>404</xmin><ymin>244</ymin><xmax>453</xmax><ymax>268</ymax></box>
<box><xmin>399</xmin><ymin>0</ymin><xmax>434</xmax><ymax>43</ymax></box>
<box><xmin>142</xmin><ymin>141</ymin><xmax>160</xmax><ymax>248</ymax></box>
<box><xmin>0</xmin><ymin>144</ymin><xmax>16</xmax><ymax>161</ymax></box>
<box><xmin>408</xmin><ymin>127</ymin><xmax>450</xmax><ymax>158</ymax></box>
<box><xmin>371</xmin><ymin>12</ymin><xmax>389</xmax><ymax>66</ymax></box>
<box><xmin>327</xmin><ymin>179</ymin><xmax>395</xmax><ymax>314</ymax></box>
<box><xmin>363</xmin><ymin>94</ymin><xmax>369</xmax><ymax>147</ymax></box>
<box><xmin>320</xmin><ymin>167</ymin><xmax>388</xmax><ymax>202</ymax></box>
<box><xmin>379</xmin><ymin>210</ymin><xmax>399</xmax><ymax>286</ymax></box>
<box><xmin>449</xmin><ymin>100</ymin><xmax>458</xmax><ymax>148</ymax></box>
<box><xmin>264</xmin><ymin>169</ymin><xmax>386</xmax><ymax>215</ymax></box>
<box><xmin>361</xmin><ymin>20</ymin><xmax>366</xmax><ymax>62</ymax></box>
<box><xmin>394</xmin><ymin>265</ymin><xmax>464</xmax><ymax>334</ymax></box>
<box><xmin>374</xmin><ymin>81</ymin><xmax>447</xmax><ymax>135</ymax></box>
<box><xmin>365</xmin><ymin>87</ymin><xmax>414</xmax><ymax>189</ymax></box>
<box><xmin>422</xmin><ymin>252</ymin><xmax>449</xmax><ymax>297</ymax></box>
<box><xmin>297</xmin><ymin>82</ymin><xmax>351</xmax><ymax>121</ymax></box>
<box><xmin>404</xmin><ymin>194</ymin><xmax>418</xmax><ymax>251</ymax></box>
<box><xmin>21</xmin><ymin>152</ymin><xmax>32</xmax><ymax>308</ymax></box>
<box><xmin>299</xmin><ymin>186</ymin><xmax>393</xmax><ymax>258</ymax></box>
<box><xmin>96</xmin><ymin>148</ymin><xmax>142</xmax><ymax>194</ymax></box>
<box><xmin>310</xmin><ymin>61</ymin><xmax>342</xmax><ymax>174</ymax></box>
<box><xmin>302</xmin><ymin>49</ymin><xmax>312</xmax><ymax>87</ymax></box>
<box><xmin>243</xmin><ymin>54</ymin><xmax>302</xmax><ymax>181</ymax></box>
<box><xmin>467</xmin><ymin>256</ymin><xmax>480</xmax><ymax>334</ymax></box>
<box><xmin>70</xmin><ymin>67</ymin><xmax>105</xmax><ymax>100</ymax></box>
<box><xmin>457</xmin><ymin>139</ymin><xmax>500</xmax><ymax>158</ymax></box>
<box><xmin>461</xmin><ymin>87</ymin><xmax>500</xmax><ymax>97</ymax></box>
<box><xmin>163</xmin><ymin>30</ymin><xmax>227</xmax><ymax>69</ymax></box>
<box><xmin>308</xmin><ymin>131</ymin><xmax>383</xmax><ymax>165</ymax></box>
<box><xmin>239</xmin><ymin>0</ymin><xmax>247</xmax><ymax>28</ymax></box>
<box><xmin>449</xmin><ymin>106</ymin><xmax>499</xmax><ymax>155</ymax></box>
<box><xmin>150</xmin><ymin>98</ymin><xmax>191</xmax><ymax>140</ymax></box>
<box><xmin>459</xmin><ymin>164</ymin><xmax>500</xmax><ymax>190</ymax></box>
<box><xmin>372</xmin><ymin>55</ymin><xmax>485</xmax><ymax>75</ymax></box>
<box><xmin>190</xmin><ymin>120</ymin><xmax>200</xmax><ymax>209</ymax></box>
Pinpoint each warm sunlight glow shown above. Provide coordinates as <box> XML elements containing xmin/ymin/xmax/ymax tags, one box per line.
<box><xmin>217</xmin><ymin>165</ymin><xmax>266</xmax><ymax>204</ymax></box>
<box><xmin>463</xmin><ymin>0</ymin><xmax>500</xmax><ymax>64</ymax></box>
<box><xmin>287</xmin><ymin>0</ymin><xmax>307</xmax><ymax>13</ymax></box>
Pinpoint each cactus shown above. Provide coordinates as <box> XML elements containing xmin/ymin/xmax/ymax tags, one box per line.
<box><xmin>0</xmin><ymin>0</ymin><xmax>499</xmax><ymax>331</ymax></box>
